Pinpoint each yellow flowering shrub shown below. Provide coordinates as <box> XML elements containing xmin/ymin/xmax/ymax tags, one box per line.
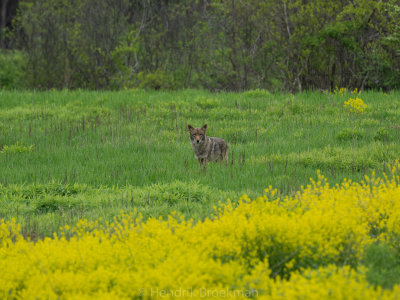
<box><xmin>333</xmin><ymin>86</ymin><xmax>348</xmax><ymax>95</ymax></box>
<box><xmin>333</xmin><ymin>87</ymin><xmax>361</xmax><ymax>95</ymax></box>
<box><xmin>0</xmin><ymin>163</ymin><xmax>400</xmax><ymax>298</ymax></box>
<box><xmin>265</xmin><ymin>265</ymin><xmax>400</xmax><ymax>300</ymax></box>
<box><xmin>344</xmin><ymin>97</ymin><xmax>367</xmax><ymax>114</ymax></box>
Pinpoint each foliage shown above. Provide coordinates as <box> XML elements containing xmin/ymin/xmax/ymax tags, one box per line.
<box><xmin>336</xmin><ymin>128</ymin><xmax>365</xmax><ymax>141</ymax></box>
<box><xmin>243</xmin><ymin>89</ymin><xmax>271</xmax><ymax>99</ymax></box>
<box><xmin>344</xmin><ymin>97</ymin><xmax>367</xmax><ymax>114</ymax></box>
<box><xmin>264</xmin><ymin>265</ymin><xmax>399</xmax><ymax>299</ymax></box>
<box><xmin>363</xmin><ymin>243</ymin><xmax>400</xmax><ymax>289</ymax></box>
<box><xmin>0</xmin><ymin>143</ymin><xmax>34</xmax><ymax>154</ymax></box>
<box><xmin>374</xmin><ymin>127</ymin><xmax>391</xmax><ymax>142</ymax></box>
<box><xmin>0</xmin><ymin>50</ymin><xmax>26</xmax><ymax>89</ymax></box>
<box><xmin>0</xmin><ymin>180</ymin><xmax>235</xmax><ymax>238</ymax></box>
<box><xmin>194</xmin><ymin>97</ymin><xmax>221</xmax><ymax>109</ymax></box>
<box><xmin>0</xmin><ymin>89</ymin><xmax>399</xmax><ymax>296</ymax></box>
<box><xmin>1</xmin><ymin>165</ymin><xmax>400</xmax><ymax>297</ymax></box>
<box><xmin>0</xmin><ymin>89</ymin><xmax>399</xmax><ymax>238</ymax></box>
<box><xmin>136</xmin><ymin>70</ymin><xmax>181</xmax><ymax>90</ymax></box>
<box><xmin>8</xmin><ymin>0</ymin><xmax>400</xmax><ymax>91</ymax></box>
<box><xmin>12</xmin><ymin>0</ymin><xmax>131</xmax><ymax>89</ymax></box>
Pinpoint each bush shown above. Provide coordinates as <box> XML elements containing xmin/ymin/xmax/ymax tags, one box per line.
<box><xmin>0</xmin><ymin>143</ymin><xmax>34</xmax><ymax>154</ymax></box>
<box><xmin>135</xmin><ymin>180</ymin><xmax>217</xmax><ymax>205</ymax></box>
<box><xmin>374</xmin><ymin>127</ymin><xmax>391</xmax><ymax>142</ymax></box>
<box><xmin>2</xmin><ymin>167</ymin><xmax>400</xmax><ymax>297</ymax></box>
<box><xmin>364</xmin><ymin>243</ymin><xmax>400</xmax><ymax>289</ymax></box>
<box><xmin>242</xmin><ymin>89</ymin><xmax>271</xmax><ymax>98</ymax></box>
<box><xmin>136</xmin><ymin>70</ymin><xmax>180</xmax><ymax>90</ymax></box>
<box><xmin>0</xmin><ymin>50</ymin><xmax>26</xmax><ymax>89</ymax></box>
<box><xmin>336</xmin><ymin>128</ymin><xmax>365</xmax><ymax>141</ymax></box>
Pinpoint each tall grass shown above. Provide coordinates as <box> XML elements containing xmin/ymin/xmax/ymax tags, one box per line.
<box><xmin>0</xmin><ymin>89</ymin><xmax>399</xmax><ymax>238</ymax></box>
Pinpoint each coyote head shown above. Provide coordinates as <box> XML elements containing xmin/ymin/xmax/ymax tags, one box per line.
<box><xmin>188</xmin><ymin>124</ymin><xmax>207</xmax><ymax>145</ymax></box>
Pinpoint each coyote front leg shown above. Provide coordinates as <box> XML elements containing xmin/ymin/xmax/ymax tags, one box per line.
<box><xmin>198</xmin><ymin>158</ymin><xmax>207</xmax><ymax>170</ymax></box>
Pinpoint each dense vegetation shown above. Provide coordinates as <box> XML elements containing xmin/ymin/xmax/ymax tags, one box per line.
<box><xmin>1</xmin><ymin>0</ymin><xmax>400</xmax><ymax>296</ymax></box>
<box><xmin>0</xmin><ymin>89</ymin><xmax>399</xmax><ymax>238</ymax></box>
<box><xmin>1</xmin><ymin>0</ymin><xmax>400</xmax><ymax>91</ymax></box>
<box><xmin>1</xmin><ymin>169</ymin><xmax>400</xmax><ymax>298</ymax></box>
<box><xmin>0</xmin><ymin>89</ymin><xmax>399</xmax><ymax>297</ymax></box>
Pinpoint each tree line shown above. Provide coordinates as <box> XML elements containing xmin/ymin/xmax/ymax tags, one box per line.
<box><xmin>1</xmin><ymin>0</ymin><xmax>400</xmax><ymax>92</ymax></box>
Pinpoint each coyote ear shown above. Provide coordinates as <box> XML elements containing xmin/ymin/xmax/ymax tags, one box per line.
<box><xmin>188</xmin><ymin>124</ymin><xmax>194</xmax><ymax>131</ymax></box>
<box><xmin>202</xmin><ymin>124</ymin><xmax>207</xmax><ymax>131</ymax></box>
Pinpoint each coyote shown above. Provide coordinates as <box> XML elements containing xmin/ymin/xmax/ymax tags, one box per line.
<box><xmin>187</xmin><ymin>124</ymin><xmax>228</xmax><ymax>166</ymax></box>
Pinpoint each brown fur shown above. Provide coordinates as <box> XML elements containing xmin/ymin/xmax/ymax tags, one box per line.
<box><xmin>187</xmin><ymin>124</ymin><xmax>228</xmax><ymax>167</ymax></box>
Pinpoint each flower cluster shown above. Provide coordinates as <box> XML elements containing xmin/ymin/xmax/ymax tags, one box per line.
<box><xmin>334</xmin><ymin>86</ymin><xmax>348</xmax><ymax>95</ymax></box>
<box><xmin>0</xmin><ymin>164</ymin><xmax>400</xmax><ymax>298</ymax></box>
<box><xmin>333</xmin><ymin>87</ymin><xmax>360</xmax><ymax>95</ymax></box>
<box><xmin>264</xmin><ymin>265</ymin><xmax>400</xmax><ymax>300</ymax></box>
<box><xmin>344</xmin><ymin>97</ymin><xmax>367</xmax><ymax>114</ymax></box>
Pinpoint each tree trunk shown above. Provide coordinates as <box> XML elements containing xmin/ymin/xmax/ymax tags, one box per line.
<box><xmin>1</xmin><ymin>0</ymin><xmax>9</xmax><ymax>48</ymax></box>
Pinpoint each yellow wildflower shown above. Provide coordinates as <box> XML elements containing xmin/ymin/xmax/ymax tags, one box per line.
<box><xmin>344</xmin><ymin>97</ymin><xmax>367</xmax><ymax>114</ymax></box>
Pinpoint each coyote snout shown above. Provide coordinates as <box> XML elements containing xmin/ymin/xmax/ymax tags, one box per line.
<box><xmin>188</xmin><ymin>124</ymin><xmax>228</xmax><ymax>166</ymax></box>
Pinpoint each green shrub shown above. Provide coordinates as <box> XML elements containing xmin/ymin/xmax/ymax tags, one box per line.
<box><xmin>0</xmin><ymin>182</ymin><xmax>86</xmax><ymax>199</ymax></box>
<box><xmin>336</xmin><ymin>128</ymin><xmax>364</xmax><ymax>141</ymax></box>
<box><xmin>243</xmin><ymin>89</ymin><xmax>271</xmax><ymax>98</ymax></box>
<box><xmin>0</xmin><ymin>50</ymin><xmax>27</xmax><ymax>89</ymax></box>
<box><xmin>194</xmin><ymin>97</ymin><xmax>221</xmax><ymax>109</ymax></box>
<box><xmin>374</xmin><ymin>127</ymin><xmax>391</xmax><ymax>142</ymax></box>
<box><xmin>136</xmin><ymin>70</ymin><xmax>179</xmax><ymax>90</ymax></box>
<box><xmin>0</xmin><ymin>143</ymin><xmax>34</xmax><ymax>154</ymax></box>
<box><xmin>33</xmin><ymin>196</ymin><xmax>81</xmax><ymax>214</ymax></box>
<box><xmin>364</xmin><ymin>243</ymin><xmax>400</xmax><ymax>289</ymax></box>
<box><xmin>135</xmin><ymin>180</ymin><xmax>219</xmax><ymax>205</ymax></box>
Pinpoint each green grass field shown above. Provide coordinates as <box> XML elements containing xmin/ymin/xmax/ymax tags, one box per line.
<box><xmin>0</xmin><ymin>89</ymin><xmax>399</xmax><ymax>239</ymax></box>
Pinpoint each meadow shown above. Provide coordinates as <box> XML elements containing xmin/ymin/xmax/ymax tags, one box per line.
<box><xmin>0</xmin><ymin>89</ymin><xmax>400</xmax><ymax>298</ymax></box>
